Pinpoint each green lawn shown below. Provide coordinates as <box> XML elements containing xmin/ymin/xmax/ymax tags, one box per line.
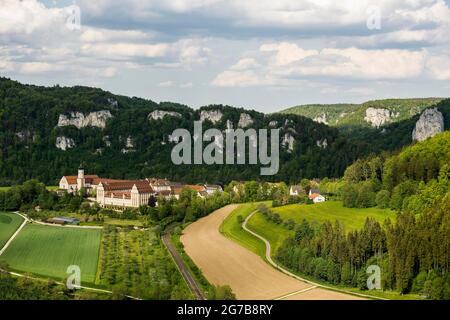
<box><xmin>272</xmin><ymin>201</ymin><xmax>396</xmax><ymax>231</ymax></box>
<box><xmin>247</xmin><ymin>212</ymin><xmax>294</xmax><ymax>253</ymax></box>
<box><xmin>0</xmin><ymin>213</ymin><xmax>24</xmax><ymax>248</ymax></box>
<box><xmin>0</xmin><ymin>224</ymin><xmax>101</xmax><ymax>284</ymax></box>
<box><xmin>219</xmin><ymin>202</ymin><xmax>270</xmax><ymax>258</ymax></box>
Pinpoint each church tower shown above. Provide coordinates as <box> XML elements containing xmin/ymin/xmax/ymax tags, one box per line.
<box><xmin>77</xmin><ymin>163</ymin><xmax>85</xmax><ymax>191</ymax></box>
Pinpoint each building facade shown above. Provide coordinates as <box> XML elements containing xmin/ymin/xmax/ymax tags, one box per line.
<box><xmin>58</xmin><ymin>168</ymin><xmax>223</xmax><ymax>209</ymax></box>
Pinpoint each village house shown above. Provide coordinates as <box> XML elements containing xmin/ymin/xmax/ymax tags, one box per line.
<box><xmin>308</xmin><ymin>188</ymin><xmax>326</xmax><ymax>204</ymax></box>
<box><xmin>204</xmin><ymin>184</ymin><xmax>223</xmax><ymax>195</ymax></box>
<box><xmin>289</xmin><ymin>185</ymin><xmax>305</xmax><ymax>196</ymax></box>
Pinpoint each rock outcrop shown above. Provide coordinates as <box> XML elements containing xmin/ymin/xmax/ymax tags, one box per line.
<box><xmin>238</xmin><ymin>113</ymin><xmax>254</xmax><ymax>128</ymax></box>
<box><xmin>57</xmin><ymin>110</ymin><xmax>113</xmax><ymax>129</ymax></box>
<box><xmin>412</xmin><ymin>108</ymin><xmax>444</xmax><ymax>142</ymax></box>
<box><xmin>148</xmin><ymin>110</ymin><xmax>182</xmax><ymax>120</ymax></box>
<box><xmin>125</xmin><ymin>136</ymin><xmax>134</xmax><ymax>148</ymax></box>
<box><xmin>313</xmin><ymin>114</ymin><xmax>328</xmax><ymax>125</ymax></box>
<box><xmin>282</xmin><ymin>133</ymin><xmax>295</xmax><ymax>152</ymax></box>
<box><xmin>268</xmin><ymin>120</ymin><xmax>278</xmax><ymax>128</ymax></box>
<box><xmin>55</xmin><ymin>136</ymin><xmax>75</xmax><ymax>151</ymax></box>
<box><xmin>103</xmin><ymin>136</ymin><xmax>111</xmax><ymax>147</ymax></box>
<box><xmin>200</xmin><ymin>110</ymin><xmax>223</xmax><ymax>124</ymax></box>
<box><xmin>364</xmin><ymin>108</ymin><xmax>392</xmax><ymax>128</ymax></box>
<box><xmin>107</xmin><ymin>98</ymin><xmax>118</xmax><ymax>108</ymax></box>
<box><xmin>316</xmin><ymin>139</ymin><xmax>328</xmax><ymax>149</ymax></box>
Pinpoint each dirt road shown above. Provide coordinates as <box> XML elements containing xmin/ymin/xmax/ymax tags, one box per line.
<box><xmin>181</xmin><ymin>205</ymin><xmax>363</xmax><ymax>300</ymax></box>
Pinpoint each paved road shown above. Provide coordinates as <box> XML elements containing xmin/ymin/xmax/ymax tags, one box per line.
<box><xmin>161</xmin><ymin>232</ymin><xmax>205</xmax><ymax>300</ymax></box>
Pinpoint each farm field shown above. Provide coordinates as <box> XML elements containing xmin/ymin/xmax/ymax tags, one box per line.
<box><xmin>272</xmin><ymin>201</ymin><xmax>396</xmax><ymax>231</ymax></box>
<box><xmin>0</xmin><ymin>224</ymin><xmax>101</xmax><ymax>283</ymax></box>
<box><xmin>0</xmin><ymin>212</ymin><xmax>24</xmax><ymax>248</ymax></box>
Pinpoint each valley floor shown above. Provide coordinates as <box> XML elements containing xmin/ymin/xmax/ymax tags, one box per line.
<box><xmin>181</xmin><ymin>204</ymin><xmax>362</xmax><ymax>300</ymax></box>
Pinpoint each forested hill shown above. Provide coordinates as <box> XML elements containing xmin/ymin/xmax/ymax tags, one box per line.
<box><xmin>280</xmin><ymin>98</ymin><xmax>444</xmax><ymax>131</ymax></box>
<box><xmin>0</xmin><ymin>77</ymin><xmax>448</xmax><ymax>186</ymax></box>
<box><xmin>0</xmin><ymin>77</ymin><xmax>362</xmax><ymax>185</ymax></box>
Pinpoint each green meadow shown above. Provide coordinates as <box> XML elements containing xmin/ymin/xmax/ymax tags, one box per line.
<box><xmin>272</xmin><ymin>201</ymin><xmax>396</xmax><ymax>231</ymax></box>
<box><xmin>0</xmin><ymin>224</ymin><xmax>101</xmax><ymax>284</ymax></box>
<box><xmin>219</xmin><ymin>202</ymin><xmax>269</xmax><ymax>259</ymax></box>
<box><xmin>0</xmin><ymin>212</ymin><xmax>24</xmax><ymax>248</ymax></box>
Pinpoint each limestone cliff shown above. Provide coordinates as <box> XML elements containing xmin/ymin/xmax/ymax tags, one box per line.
<box><xmin>57</xmin><ymin>110</ymin><xmax>113</xmax><ymax>129</ymax></box>
<box><xmin>412</xmin><ymin>108</ymin><xmax>444</xmax><ymax>142</ymax></box>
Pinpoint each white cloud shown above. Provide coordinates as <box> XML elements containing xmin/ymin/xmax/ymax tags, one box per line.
<box><xmin>260</xmin><ymin>43</ymin><xmax>318</xmax><ymax>66</ymax></box>
<box><xmin>158</xmin><ymin>81</ymin><xmax>174</xmax><ymax>87</ymax></box>
<box><xmin>230</xmin><ymin>58</ymin><xmax>260</xmax><ymax>71</ymax></box>
<box><xmin>19</xmin><ymin>62</ymin><xmax>63</xmax><ymax>74</ymax></box>
<box><xmin>294</xmin><ymin>47</ymin><xmax>426</xmax><ymax>79</ymax></box>
<box><xmin>180</xmin><ymin>81</ymin><xmax>194</xmax><ymax>88</ymax></box>
<box><xmin>427</xmin><ymin>55</ymin><xmax>450</xmax><ymax>80</ymax></box>
<box><xmin>81</xmin><ymin>43</ymin><xmax>169</xmax><ymax>59</ymax></box>
<box><xmin>212</xmin><ymin>70</ymin><xmax>273</xmax><ymax>87</ymax></box>
<box><xmin>178</xmin><ymin>40</ymin><xmax>212</xmax><ymax>66</ymax></box>
<box><xmin>347</xmin><ymin>87</ymin><xmax>376</xmax><ymax>95</ymax></box>
<box><xmin>80</xmin><ymin>28</ymin><xmax>151</xmax><ymax>43</ymax></box>
<box><xmin>213</xmin><ymin>43</ymin><xmax>434</xmax><ymax>87</ymax></box>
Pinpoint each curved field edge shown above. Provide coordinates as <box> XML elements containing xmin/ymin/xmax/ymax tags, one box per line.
<box><xmin>245</xmin><ymin>211</ymin><xmax>422</xmax><ymax>300</ymax></box>
<box><xmin>0</xmin><ymin>212</ymin><xmax>24</xmax><ymax>248</ymax></box>
<box><xmin>219</xmin><ymin>202</ymin><xmax>270</xmax><ymax>260</ymax></box>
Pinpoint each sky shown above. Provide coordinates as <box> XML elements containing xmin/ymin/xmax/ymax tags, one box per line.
<box><xmin>1</xmin><ymin>0</ymin><xmax>450</xmax><ymax>113</ymax></box>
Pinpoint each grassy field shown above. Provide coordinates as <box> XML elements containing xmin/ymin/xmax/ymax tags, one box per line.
<box><xmin>0</xmin><ymin>224</ymin><xmax>101</xmax><ymax>284</ymax></box>
<box><xmin>272</xmin><ymin>201</ymin><xmax>396</xmax><ymax>231</ymax></box>
<box><xmin>219</xmin><ymin>202</ymin><xmax>270</xmax><ymax>259</ymax></box>
<box><xmin>0</xmin><ymin>213</ymin><xmax>24</xmax><ymax>248</ymax></box>
<box><xmin>247</xmin><ymin>212</ymin><xmax>294</xmax><ymax>253</ymax></box>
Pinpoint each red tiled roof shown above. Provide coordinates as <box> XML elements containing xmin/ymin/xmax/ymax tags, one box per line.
<box><xmin>101</xmin><ymin>180</ymin><xmax>154</xmax><ymax>194</ymax></box>
<box><xmin>172</xmin><ymin>186</ymin><xmax>184</xmax><ymax>195</ymax></box>
<box><xmin>62</xmin><ymin>176</ymin><xmax>77</xmax><ymax>184</ymax></box>
<box><xmin>309</xmin><ymin>193</ymin><xmax>321</xmax><ymax>200</ymax></box>
<box><xmin>63</xmin><ymin>175</ymin><xmax>99</xmax><ymax>185</ymax></box>
<box><xmin>184</xmin><ymin>185</ymin><xmax>206</xmax><ymax>192</ymax></box>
